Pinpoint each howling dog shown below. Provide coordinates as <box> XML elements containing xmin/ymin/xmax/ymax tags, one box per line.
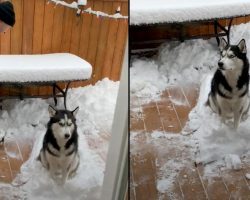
<box><xmin>207</xmin><ymin>38</ymin><xmax>250</xmax><ymax>129</ymax></box>
<box><xmin>38</xmin><ymin>105</ymin><xmax>80</xmax><ymax>185</ymax></box>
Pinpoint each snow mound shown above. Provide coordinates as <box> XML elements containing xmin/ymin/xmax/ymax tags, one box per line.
<box><xmin>0</xmin><ymin>78</ymin><xmax>119</xmax><ymax>199</ymax></box>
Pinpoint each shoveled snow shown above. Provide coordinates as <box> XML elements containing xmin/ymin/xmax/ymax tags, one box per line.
<box><xmin>0</xmin><ymin>53</ymin><xmax>92</xmax><ymax>83</ymax></box>
<box><xmin>0</xmin><ymin>78</ymin><xmax>119</xmax><ymax>199</ymax></box>
<box><xmin>131</xmin><ymin>21</ymin><xmax>250</xmax><ymax>196</ymax></box>
<box><xmin>130</xmin><ymin>0</ymin><xmax>250</xmax><ymax>25</ymax></box>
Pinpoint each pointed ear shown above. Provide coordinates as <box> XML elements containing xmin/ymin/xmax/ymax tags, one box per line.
<box><xmin>237</xmin><ymin>39</ymin><xmax>247</xmax><ymax>53</ymax></box>
<box><xmin>219</xmin><ymin>38</ymin><xmax>227</xmax><ymax>52</ymax></box>
<box><xmin>48</xmin><ymin>105</ymin><xmax>57</xmax><ymax>117</ymax></box>
<box><xmin>71</xmin><ymin>106</ymin><xmax>79</xmax><ymax>117</ymax></box>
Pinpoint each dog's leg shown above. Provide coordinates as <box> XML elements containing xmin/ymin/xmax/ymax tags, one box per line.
<box><xmin>233</xmin><ymin>110</ymin><xmax>242</xmax><ymax>129</ymax></box>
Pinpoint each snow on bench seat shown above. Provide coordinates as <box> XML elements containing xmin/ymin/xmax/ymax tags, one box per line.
<box><xmin>130</xmin><ymin>0</ymin><xmax>250</xmax><ymax>25</ymax></box>
<box><xmin>0</xmin><ymin>53</ymin><xmax>92</xmax><ymax>83</ymax></box>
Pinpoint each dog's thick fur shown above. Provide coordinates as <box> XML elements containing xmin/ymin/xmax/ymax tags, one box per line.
<box><xmin>38</xmin><ymin>105</ymin><xmax>80</xmax><ymax>185</ymax></box>
<box><xmin>207</xmin><ymin>38</ymin><xmax>250</xmax><ymax>129</ymax></box>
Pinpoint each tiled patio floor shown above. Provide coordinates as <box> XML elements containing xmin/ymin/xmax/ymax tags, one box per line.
<box><xmin>130</xmin><ymin>83</ymin><xmax>250</xmax><ymax>200</ymax></box>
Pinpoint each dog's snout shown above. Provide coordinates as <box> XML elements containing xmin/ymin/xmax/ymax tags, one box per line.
<box><xmin>65</xmin><ymin>133</ymin><xmax>70</xmax><ymax>139</ymax></box>
<box><xmin>218</xmin><ymin>62</ymin><xmax>224</xmax><ymax>69</ymax></box>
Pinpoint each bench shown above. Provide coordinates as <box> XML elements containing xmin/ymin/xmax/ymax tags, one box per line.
<box><xmin>0</xmin><ymin>53</ymin><xmax>92</xmax><ymax>109</ymax></box>
<box><xmin>130</xmin><ymin>0</ymin><xmax>250</xmax><ymax>55</ymax></box>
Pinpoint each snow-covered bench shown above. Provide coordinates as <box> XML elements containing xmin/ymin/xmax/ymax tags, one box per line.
<box><xmin>130</xmin><ymin>0</ymin><xmax>250</xmax><ymax>53</ymax></box>
<box><xmin>0</xmin><ymin>53</ymin><xmax>92</xmax><ymax>109</ymax></box>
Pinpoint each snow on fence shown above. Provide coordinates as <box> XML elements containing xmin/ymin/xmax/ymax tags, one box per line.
<box><xmin>0</xmin><ymin>0</ymin><xmax>128</xmax><ymax>96</ymax></box>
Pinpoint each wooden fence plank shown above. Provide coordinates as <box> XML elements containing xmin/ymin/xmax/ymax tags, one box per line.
<box><xmin>110</xmin><ymin>2</ymin><xmax>128</xmax><ymax>81</ymax></box>
<box><xmin>11</xmin><ymin>0</ymin><xmax>23</xmax><ymax>54</ymax></box>
<box><xmin>87</xmin><ymin>1</ymin><xmax>103</xmax><ymax>83</ymax></box>
<box><xmin>93</xmin><ymin>2</ymin><xmax>113</xmax><ymax>83</ymax></box>
<box><xmin>22</xmin><ymin>0</ymin><xmax>35</xmax><ymax>54</ymax></box>
<box><xmin>101</xmin><ymin>2</ymin><xmax>121</xmax><ymax>78</ymax></box>
<box><xmin>51</xmin><ymin>5</ymin><xmax>65</xmax><ymax>53</ymax></box>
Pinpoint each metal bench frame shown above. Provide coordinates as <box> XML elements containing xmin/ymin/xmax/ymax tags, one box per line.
<box><xmin>130</xmin><ymin>15</ymin><xmax>250</xmax><ymax>56</ymax></box>
<box><xmin>0</xmin><ymin>81</ymin><xmax>75</xmax><ymax>110</ymax></box>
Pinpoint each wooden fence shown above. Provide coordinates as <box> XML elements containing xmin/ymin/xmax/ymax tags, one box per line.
<box><xmin>0</xmin><ymin>0</ymin><xmax>128</xmax><ymax>96</ymax></box>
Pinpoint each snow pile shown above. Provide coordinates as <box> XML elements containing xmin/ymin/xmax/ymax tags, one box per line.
<box><xmin>0</xmin><ymin>53</ymin><xmax>92</xmax><ymax>82</ymax></box>
<box><xmin>185</xmin><ymin>74</ymin><xmax>250</xmax><ymax>175</ymax></box>
<box><xmin>131</xmin><ymin>21</ymin><xmax>250</xmax><ymax>195</ymax></box>
<box><xmin>0</xmin><ymin>78</ymin><xmax>119</xmax><ymax>199</ymax></box>
<box><xmin>130</xmin><ymin>0</ymin><xmax>250</xmax><ymax>25</ymax></box>
<box><xmin>131</xmin><ymin>21</ymin><xmax>250</xmax><ymax>101</ymax></box>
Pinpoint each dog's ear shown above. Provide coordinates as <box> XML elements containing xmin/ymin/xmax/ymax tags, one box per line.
<box><xmin>237</xmin><ymin>39</ymin><xmax>247</xmax><ymax>53</ymax></box>
<box><xmin>48</xmin><ymin>105</ymin><xmax>57</xmax><ymax>117</ymax></box>
<box><xmin>219</xmin><ymin>38</ymin><xmax>227</xmax><ymax>52</ymax></box>
<box><xmin>71</xmin><ymin>106</ymin><xmax>79</xmax><ymax>117</ymax></box>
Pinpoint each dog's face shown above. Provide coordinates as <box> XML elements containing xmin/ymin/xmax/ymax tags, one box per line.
<box><xmin>48</xmin><ymin>106</ymin><xmax>79</xmax><ymax>140</ymax></box>
<box><xmin>218</xmin><ymin>38</ymin><xmax>247</xmax><ymax>71</ymax></box>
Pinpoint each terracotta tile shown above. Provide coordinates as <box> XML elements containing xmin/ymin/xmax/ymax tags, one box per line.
<box><xmin>197</xmin><ymin>165</ymin><xmax>230</xmax><ymax>200</ymax></box>
<box><xmin>131</xmin><ymin>150</ymin><xmax>159</xmax><ymax>200</ymax></box>
<box><xmin>130</xmin><ymin>109</ymin><xmax>145</xmax><ymax>132</ymax></box>
<box><xmin>182</xmin><ymin>83</ymin><xmax>200</xmax><ymax>108</ymax></box>
<box><xmin>220</xmin><ymin>169</ymin><xmax>250</xmax><ymax>199</ymax></box>
<box><xmin>142</xmin><ymin>102</ymin><xmax>163</xmax><ymax>132</ymax></box>
<box><xmin>178</xmin><ymin>167</ymin><xmax>208</xmax><ymax>200</ymax></box>
<box><xmin>157</xmin><ymin>98</ymin><xmax>182</xmax><ymax>133</ymax></box>
<box><xmin>167</xmin><ymin>87</ymin><xmax>192</xmax><ymax>129</ymax></box>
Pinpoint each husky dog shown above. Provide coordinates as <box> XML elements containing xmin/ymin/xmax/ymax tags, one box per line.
<box><xmin>38</xmin><ymin>105</ymin><xmax>80</xmax><ymax>185</ymax></box>
<box><xmin>207</xmin><ymin>38</ymin><xmax>250</xmax><ymax>129</ymax></box>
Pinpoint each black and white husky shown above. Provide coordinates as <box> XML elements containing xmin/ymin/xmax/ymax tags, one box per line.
<box><xmin>207</xmin><ymin>38</ymin><xmax>250</xmax><ymax>129</ymax></box>
<box><xmin>38</xmin><ymin>105</ymin><xmax>80</xmax><ymax>185</ymax></box>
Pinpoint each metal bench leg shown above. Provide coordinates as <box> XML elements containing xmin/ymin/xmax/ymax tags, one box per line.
<box><xmin>64</xmin><ymin>82</ymin><xmax>71</xmax><ymax>110</ymax></box>
<box><xmin>214</xmin><ymin>18</ymin><xmax>233</xmax><ymax>46</ymax></box>
<box><xmin>53</xmin><ymin>83</ymin><xmax>57</xmax><ymax>106</ymax></box>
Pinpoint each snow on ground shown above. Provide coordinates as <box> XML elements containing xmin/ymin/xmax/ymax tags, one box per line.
<box><xmin>131</xmin><ymin>21</ymin><xmax>250</xmax><ymax>195</ymax></box>
<box><xmin>0</xmin><ymin>78</ymin><xmax>119</xmax><ymax>199</ymax></box>
<box><xmin>130</xmin><ymin>0</ymin><xmax>250</xmax><ymax>25</ymax></box>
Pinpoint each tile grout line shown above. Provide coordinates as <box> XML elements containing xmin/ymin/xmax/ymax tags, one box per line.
<box><xmin>177</xmin><ymin>176</ymin><xmax>185</xmax><ymax>200</ymax></box>
<box><xmin>196</xmin><ymin>167</ymin><xmax>210</xmax><ymax>200</ymax></box>
<box><xmin>130</xmin><ymin>163</ymin><xmax>137</xmax><ymax>200</ymax></box>
<box><xmin>180</xmin><ymin>86</ymin><xmax>191</xmax><ymax>108</ymax></box>
<box><xmin>155</xmin><ymin>101</ymin><xmax>166</xmax><ymax>133</ymax></box>
<box><xmin>166</xmin><ymin>89</ymin><xmax>183</xmax><ymax>130</ymax></box>
<box><xmin>14</xmin><ymin>139</ymin><xmax>24</xmax><ymax>162</ymax></box>
<box><xmin>3</xmin><ymin>142</ymin><xmax>13</xmax><ymax>180</ymax></box>
<box><xmin>137</xmin><ymin>97</ymin><xmax>147</xmax><ymax>132</ymax></box>
<box><xmin>218</xmin><ymin>168</ymin><xmax>230</xmax><ymax>193</ymax></box>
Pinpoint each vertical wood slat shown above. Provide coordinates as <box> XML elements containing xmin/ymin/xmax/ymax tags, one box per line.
<box><xmin>93</xmin><ymin>2</ymin><xmax>113</xmax><ymax>83</ymax></box>
<box><xmin>51</xmin><ymin>5</ymin><xmax>65</xmax><ymax>53</ymax></box>
<box><xmin>78</xmin><ymin>1</ymin><xmax>94</xmax><ymax>59</ymax></box>
<box><xmin>60</xmin><ymin>7</ymin><xmax>74</xmax><ymax>52</ymax></box>
<box><xmin>110</xmin><ymin>2</ymin><xmax>128</xmax><ymax>81</ymax></box>
<box><xmin>22</xmin><ymin>0</ymin><xmax>35</xmax><ymax>54</ymax></box>
<box><xmin>33</xmin><ymin>0</ymin><xmax>45</xmax><ymax>54</ymax></box>
<box><xmin>11</xmin><ymin>0</ymin><xmax>23</xmax><ymax>54</ymax></box>
<box><xmin>87</xmin><ymin>1</ymin><xmax>103</xmax><ymax>83</ymax></box>
<box><xmin>101</xmin><ymin>2</ymin><xmax>121</xmax><ymax>78</ymax></box>
<box><xmin>42</xmin><ymin>1</ymin><xmax>55</xmax><ymax>54</ymax></box>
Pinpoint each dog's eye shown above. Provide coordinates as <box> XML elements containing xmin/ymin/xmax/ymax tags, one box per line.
<box><xmin>229</xmin><ymin>55</ymin><xmax>235</xmax><ymax>58</ymax></box>
<box><xmin>67</xmin><ymin>122</ymin><xmax>72</xmax><ymax>126</ymax></box>
<box><xmin>59</xmin><ymin>122</ymin><xmax>65</xmax><ymax>126</ymax></box>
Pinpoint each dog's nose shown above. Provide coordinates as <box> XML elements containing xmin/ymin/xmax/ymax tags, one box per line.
<box><xmin>64</xmin><ymin>133</ymin><xmax>70</xmax><ymax>139</ymax></box>
<box><xmin>218</xmin><ymin>62</ymin><xmax>224</xmax><ymax>69</ymax></box>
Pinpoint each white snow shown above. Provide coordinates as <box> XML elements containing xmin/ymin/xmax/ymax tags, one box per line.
<box><xmin>0</xmin><ymin>78</ymin><xmax>119</xmax><ymax>199</ymax></box>
<box><xmin>131</xmin><ymin>21</ymin><xmax>250</xmax><ymax>195</ymax></box>
<box><xmin>0</xmin><ymin>53</ymin><xmax>92</xmax><ymax>82</ymax></box>
<box><xmin>130</xmin><ymin>0</ymin><xmax>250</xmax><ymax>25</ymax></box>
<box><xmin>245</xmin><ymin>173</ymin><xmax>250</xmax><ymax>179</ymax></box>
